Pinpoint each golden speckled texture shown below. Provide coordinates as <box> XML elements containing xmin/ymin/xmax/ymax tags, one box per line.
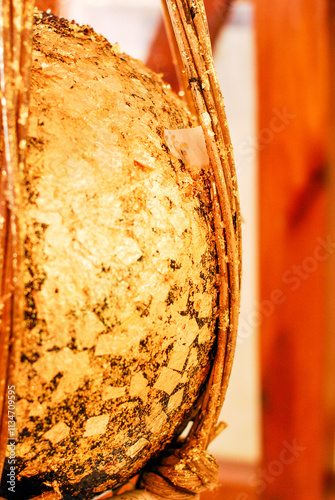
<box><xmin>9</xmin><ymin>11</ymin><xmax>220</xmax><ymax>500</ymax></box>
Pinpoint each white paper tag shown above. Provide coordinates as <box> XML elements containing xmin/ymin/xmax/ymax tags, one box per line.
<box><xmin>164</xmin><ymin>126</ymin><xmax>209</xmax><ymax>176</ymax></box>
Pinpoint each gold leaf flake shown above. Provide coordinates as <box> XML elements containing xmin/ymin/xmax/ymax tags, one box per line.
<box><xmin>95</xmin><ymin>333</ymin><xmax>139</xmax><ymax>357</ymax></box>
<box><xmin>134</xmin><ymin>151</ymin><xmax>156</xmax><ymax>171</ymax></box>
<box><xmin>83</xmin><ymin>414</ymin><xmax>110</xmax><ymax>438</ymax></box>
<box><xmin>154</xmin><ymin>368</ymin><xmax>182</xmax><ymax>395</ymax></box>
<box><xmin>126</xmin><ymin>438</ymin><xmax>149</xmax><ymax>458</ymax></box>
<box><xmin>18</xmin><ymin>466</ymin><xmax>41</xmax><ymax>479</ymax></box>
<box><xmin>43</xmin><ymin>422</ymin><xmax>70</xmax><ymax>445</ymax></box>
<box><xmin>167</xmin><ymin>389</ymin><xmax>184</xmax><ymax>414</ymax></box>
<box><xmin>168</xmin><ymin>345</ymin><xmax>190</xmax><ymax>372</ymax></box>
<box><xmin>32</xmin><ymin>348</ymin><xmax>90</xmax><ymax>384</ymax></box>
<box><xmin>185</xmin><ymin>348</ymin><xmax>199</xmax><ymax>372</ymax></box>
<box><xmin>193</xmin><ymin>293</ymin><xmax>212</xmax><ymax>317</ymax></box>
<box><xmin>115</xmin><ymin>236</ymin><xmax>143</xmax><ymax>266</ymax></box>
<box><xmin>111</xmin><ymin>42</ymin><xmax>122</xmax><ymax>54</ymax></box>
<box><xmin>145</xmin><ymin>408</ymin><xmax>167</xmax><ymax>433</ymax></box>
<box><xmin>76</xmin><ymin>311</ymin><xmax>104</xmax><ymax>349</ymax></box>
<box><xmin>129</xmin><ymin>372</ymin><xmax>147</xmax><ymax>398</ymax></box>
<box><xmin>176</xmin><ymin>319</ymin><xmax>199</xmax><ymax>346</ymax></box>
<box><xmin>198</xmin><ymin>325</ymin><xmax>212</xmax><ymax>344</ymax></box>
<box><xmin>102</xmin><ymin>386</ymin><xmax>126</xmax><ymax>401</ymax></box>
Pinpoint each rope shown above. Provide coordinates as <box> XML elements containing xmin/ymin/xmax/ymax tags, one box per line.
<box><xmin>0</xmin><ymin>0</ymin><xmax>34</xmax><ymax>481</ymax></box>
<box><xmin>141</xmin><ymin>446</ymin><xmax>218</xmax><ymax>498</ymax></box>
<box><xmin>139</xmin><ymin>0</ymin><xmax>241</xmax><ymax>497</ymax></box>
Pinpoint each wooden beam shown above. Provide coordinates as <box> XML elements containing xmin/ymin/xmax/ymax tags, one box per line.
<box><xmin>255</xmin><ymin>1</ymin><xmax>329</xmax><ymax>499</ymax></box>
<box><xmin>326</xmin><ymin>0</ymin><xmax>335</xmax><ymax>479</ymax></box>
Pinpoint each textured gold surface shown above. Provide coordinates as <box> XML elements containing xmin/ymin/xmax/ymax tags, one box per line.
<box><xmin>6</xmin><ymin>11</ymin><xmax>222</xmax><ymax>500</ymax></box>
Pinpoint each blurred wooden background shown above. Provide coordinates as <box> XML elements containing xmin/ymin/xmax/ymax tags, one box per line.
<box><xmin>256</xmin><ymin>0</ymin><xmax>330</xmax><ymax>499</ymax></box>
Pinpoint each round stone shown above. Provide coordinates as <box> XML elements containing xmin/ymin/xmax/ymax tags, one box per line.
<box><xmin>11</xmin><ymin>11</ymin><xmax>220</xmax><ymax>500</ymax></box>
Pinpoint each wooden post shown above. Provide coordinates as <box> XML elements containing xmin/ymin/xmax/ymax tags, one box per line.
<box><xmin>326</xmin><ymin>0</ymin><xmax>335</xmax><ymax>484</ymax></box>
<box><xmin>255</xmin><ymin>1</ymin><xmax>329</xmax><ymax>499</ymax></box>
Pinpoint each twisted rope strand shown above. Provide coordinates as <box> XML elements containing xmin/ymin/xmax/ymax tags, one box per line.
<box><xmin>160</xmin><ymin>0</ymin><xmax>196</xmax><ymax>114</ymax></box>
<box><xmin>166</xmin><ymin>0</ymin><xmax>241</xmax><ymax>443</ymax></box>
<box><xmin>0</xmin><ymin>0</ymin><xmax>34</xmax><ymax>480</ymax></box>
<box><xmin>140</xmin><ymin>0</ymin><xmax>241</xmax><ymax>497</ymax></box>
